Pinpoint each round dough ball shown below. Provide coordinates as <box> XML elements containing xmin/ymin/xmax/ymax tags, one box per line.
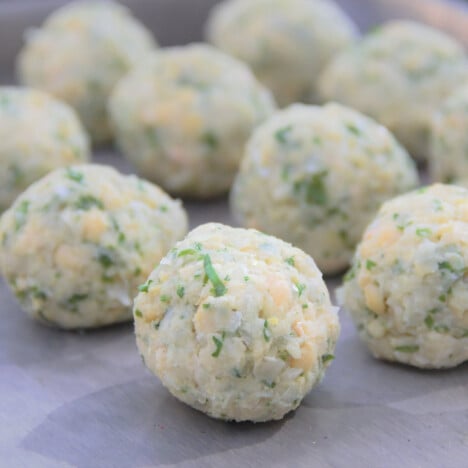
<box><xmin>206</xmin><ymin>0</ymin><xmax>358</xmax><ymax>106</ymax></box>
<box><xmin>231</xmin><ymin>103</ymin><xmax>419</xmax><ymax>275</ymax></box>
<box><xmin>134</xmin><ymin>223</ymin><xmax>339</xmax><ymax>422</ymax></box>
<box><xmin>318</xmin><ymin>21</ymin><xmax>468</xmax><ymax>159</ymax></box>
<box><xmin>339</xmin><ymin>184</ymin><xmax>468</xmax><ymax>369</ymax></box>
<box><xmin>0</xmin><ymin>164</ymin><xmax>188</xmax><ymax>329</ymax></box>
<box><xmin>430</xmin><ymin>84</ymin><xmax>468</xmax><ymax>183</ymax></box>
<box><xmin>17</xmin><ymin>1</ymin><xmax>156</xmax><ymax>143</ymax></box>
<box><xmin>0</xmin><ymin>86</ymin><xmax>90</xmax><ymax>212</ymax></box>
<box><xmin>109</xmin><ymin>44</ymin><xmax>276</xmax><ymax>198</ymax></box>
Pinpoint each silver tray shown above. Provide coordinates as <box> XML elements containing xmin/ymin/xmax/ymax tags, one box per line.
<box><xmin>0</xmin><ymin>1</ymin><xmax>467</xmax><ymax>467</ymax></box>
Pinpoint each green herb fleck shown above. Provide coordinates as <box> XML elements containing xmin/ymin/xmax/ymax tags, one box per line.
<box><xmin>203</xmin><ymin>303</ymin><xmax>210</xmax><ymax>309</ymax></box>
<box><xmin>424</xmin><ymin>315</ymin><xmax>434</xmax><ymax>328</ymax></box>
<box><xmin>65</xmin><ymin>168</ymin><xmax>84</xmax><ymax>183</ymax></box>
<box><xmin>176</xmin><ymin>285</ymin><xmax>185</xmax><ymax>298</ymax></box>
<box><xmin>438</xmin><ymin>261</ymin><xmax>457</xmax><ymax>273</ymax></box>
<box><xmin>203</xmin><ymin>254</ymin><xmax>227</xmax><ymax>297</ymax></box>
<box><xmin>416</xmin><ymin>228</ymin><xmax>432</xmax><ymax>238</ymax></box>
<box><xmin>439</xmin><ymin>294</ymin><xmax>447</xmax><ymax>302</ymax></box>
<box><xmin>201</xmin><ymin>131</ymin><xmax>219</xmax><ymax>150</ymax></box>
<box><xmin>394</xmin><ymin>345</ymin><xmax>419</xmax><ymax>353</ymax></box>
<box><xmin>263</xmin><ymin>320</ymin><xmax>272</xmax><ymax>342</ymax></box>
<box><xmin>275</xmin><ymin>125</ymin><xmax>293</xmax><ymax>144</ymax></box>
<box><xmin>134</xmin><ymin>309</ymin><xmax>143</xmax><ymax>318</ymax></box>
<box><xmin>98</xmin><ymin>252</ymin><xmax>114</xmax><ymax>269</ymax></box>
<box><xmin>262</xmin><ymin>380</ymin><xmax>276</xmax><ymax>389</ymax></box>
<box><xmin>138</xmin><ymin>279</ymin><xmax>153</xmax><ymax>293</ymax></box>
<box><xmin>434</xmin><ymin>324</ymin><xmax>449</xmax><ymax>334</ymax></box>
<box><xmin>177</xmin><ymin>248</ymin><xmax>198</xmax><ymax>257</ymax></box>
<box><xmin>293</xmin><ymin>170</ymin><xmax>328</xmax><ymax>205</ymax></box>
<box><xmin>302</xmin><ymin>304</ymin><xmax>308</xmax><ymax>309</ymax></box>
<box><xmin>134</xmin><ymin>266</ymin><xmax>142</xmax><ymax>277</ymax></box>
<box><xmin>160</xmin><ymin>294</ymin><xmax>170</xmax><ymax>303</ymax></box>
<box><xmin>322</xmin><ymin>354</ymin><xmax>335</xmax><ymax>363</ymax></box>
<box><xmin>244</xmin><ymin>276</ymin><xmax>250</xmax><ymax>282</ymax></box>
<box><xmin>74</xmin><ymin>195</ymin><xmax>104</xmax><ymax>210</ymax></box>
<box><xmin>15</xmin><ymin>200</ymin><xmax>30</xmax><ymax>231</ymax></box>
<box><xmin>346</xmin><ymin>123</ymin><xmax>361</xmax><ymax>136</ymax></box>
<box><xmin>211</xmin><ymin>333</ymin><xmax>225</xmax><ymax>358</ymax></box>
<box><xmin>285</xmin><ymin>257</ymin><xmax>295</xmax><ymax>266</ymax></box>
<box><xmin>159</xmin><ymin>205</ymin><xmax>168</xmax><ymax>213</ymax></box>
<box><xmin>66</xmin><ymin>293</ymin><xmax>88</xmax><ymax>306</ymax></box>
<box><xmin>295</xmin><ymin>283</ymin><xmax>306</xmax><ymax>297</ymax></box>
<box><xmin>366</xmin><ymin>260</ymin><xmax>377</xmax><ymax>271</ymax></box>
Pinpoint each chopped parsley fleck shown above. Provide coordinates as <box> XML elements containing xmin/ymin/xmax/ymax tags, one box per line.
<box><xmin>434</xmin><ymin>324</ymin><xmax>449</xmax><ymax>334</ymax></box>
<box><xmin>293</xmin><ymin>170</ymin><xmax>328</xmax><ymax>205</ymax></box>
<box><xmin>203</xmin><ymin>254</ymin><xmax>227</xmax><ymax>297</ymax></box>
<box><xmin>65</xmin><ymin>168</ymin><xmax>84</xmax><ymax>183</ymax></box>
<box><xmin>438</xmin><ymin>261</ymin><xmax>457</xmax><ymax>273</ymax></box>
<box><xmin>201</xmin><ymin>131</ymin><xmax>219</xmax><ymax>150</ymax></box>
<box><xmin>134</xmin><ymin>309</ymin><xmax>143</xmax><ymax>318</ymax></box>
<box><xmin>295</xmin><ymin>283</ymin><xmax>306</xmax><ymax>297</ymax></box>
<box><xmin>134</xmin><ymin>266</ymin><xmax>142</xmax><ymax>276</ymax></box>
<box><xmin>262</xmin><ymin>380</ymin><xmax>276</xmax><ymax>389</ymax></box>
<box><xmin>66</xmin><ymin>293</ymin><xmax>88</xmax><ymax>306</ymax></box>
<box><xmin>97</xmin><ymin>251</ymin><xmax>114</xmax><ymax>269</ymax></box>
<box><xmin>176</xmin><ymin>285</ymin><xmax>185</xmax><ymax>298</ymax></box>
<box><xmin>74</xmin><ymin>195</ymin><xmax>104</xmax><ymax>210</ymax></box>
<box><xmin>424</xmin><ymin>315</ymin><xmax>434</xmax><ymax>329</ymax></box>
<box><xmin>275</xmin><ymin>125</ymin><xmax>293</xmax><ymax>144</ymax></box>
<box><xmin>346</xmin><ymin>123</ymin><xmax>361</xmax><ymax>136</ymax></box>
<box><xmin>15</xmin><ymin>200</ymin><xmax>30</xmax><ymax>231</ymax></box>
<box><xmin>211</xmin><ymin>333</ymin><xmax>225</xmax><ymax>357</ymax></box>
<box><xmin>394</xmin><ymin>345</ymin><xmax>419</xmax><ymax>353</ymax></box>
<box><xmin>160</xmin><ymin>294</ymin><xmax>170</xmax><ymax>303</ymax></box>
<box><xmin>159</xmin><ymin>205</ymin><xmax>168</xmax><ymax>213</ymax></box>
<box><xmin>202</xmin><ymin>303</ymin><xmax>210</xmax><ymax>309</ymax></box>
<box><xmin>263</xmin><ymin>320</ymin><xmax>272</xmax><ymax>342</ymax></box>
<box><xmin>244</xmin><ymin>276</ymin><xmax>250</xmax><ymax>282</ymax></box>
<box><xmin>285</xmin><ymin>257</ymin><xmax>295</xmax><ymax>266</ymax></box>
<box><xmin>177</xmin><ymin>248</ymin><xmax>198</xmax><ymax>257</ymax></box>
<box><xmin>138</xmin><ymin>279</ymin><xmax>153</xmax><ymax>293</ymax></box>
<box><xmin>439</xmin><ymin>294</ymin><xmax>447</xmax><ymax>302</ymax></box>
<box><xmin>302</xmin><ymin>304</ymin><xmax>308</xmax><ymax>309</ymax></box>
<box><xmin>366</xmin><ymin>260</ymin><xmax>377</xmax><ymax>271</ymax></box>
<box><xmin>416</xmin><ymin>227</ymin><xmax>432</xmax><ymax>238</ymax></box>
<box><xmin>322</xmin><ymin>354</ymin><xmax>335</xmax><ymax>363</ymax></box>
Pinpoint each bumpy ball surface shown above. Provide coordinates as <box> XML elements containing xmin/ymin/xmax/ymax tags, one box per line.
<box><xmin>206</xmin><ymin>0</ymin><xmax>358</xmax><ymax>106</ymax></box>
<box><xmin>0</xmin><ymin>86</ymin><xmax>89</xmax><ymax>212</ymax></box>
<box><xmin>109</xmin><ymin>44</ymin><xmax>275</xmax><ymax>198</ymax></box>
<box><xmin>339</xmin><ymin>184</ymin><xmax>468</xmax><ymax>369</ymax></box>
<box><xmin>231</xmin><ymin>103</ymin><xmax>418</xmax><ymax>274</ymax></box>
<box><xmin>319</xmin><ymin>21</ymin><xmax>468</xmax><ymax>159</ymax></box>
<box><xmin>134</xmin><ymin>223</ymin><xmax>339</xmax><ymax>422</ymax></box>
<box><xmin>17</xmin><ymin>1</ymin><xmax>156</xmax><ymax>143</ymax></box>
<box><xmin>0</xmin><ymin>164</ymin><xmax>187</xmax><ymax>329</ymax></box>
<box><xmin>430</xmin><ymin>84</ymin><xmax>468</xmax><ymax>183</ymax></box>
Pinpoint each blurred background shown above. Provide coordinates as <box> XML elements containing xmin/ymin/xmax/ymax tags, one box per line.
<box><xmin>1</xmin><ymin>0</ymin><xmax>467</xmax><ymax>84</ymax></box>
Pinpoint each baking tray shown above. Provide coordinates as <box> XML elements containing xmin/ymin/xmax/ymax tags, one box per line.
<box><xmin>0</xmin><ymin>1</ymin><xmax>467</xmax><ymax>467</ymax></box>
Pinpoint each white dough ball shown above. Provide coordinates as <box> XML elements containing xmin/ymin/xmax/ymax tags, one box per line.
<box><xmin>0</xmin><ymin>86</ymin><xmax>90</xmax><ymax>212</ymax></box>
<box><xmin>319</xmin><ymin>21</ymin><xmax>468</xmax><ymax>159</ymax></box>
<box><xmin>206</xmin><ymin>0</ymin><xmax>358</xmax><ymax>106</ymax></box>
<box><xmin>109</xmin><ymin>44</ymin><xmax>276</xmax><ymax>198</ymax></box>
<box><xmin>231</xmin><ymin>103</ymin><xmax>419</xmax><ymax>274</ymax></box>
<box><xmin>339</xmin><ymin>184</ymin><xmax>468</xmax><ymax>369</ymax></box>
<box><xmin>134</xmin><ymin>223</ymin><xmax>339</xmax><ymax>422</ymax></box>
<box><xmin>0</xmin><ymin>164</ymin><xmax>188</xmax><ymax>329</ymax></box>
<box><xmin>17</xmin><ymin>1</ymin><xmax>156</xmax><ymax>143</ymax></box>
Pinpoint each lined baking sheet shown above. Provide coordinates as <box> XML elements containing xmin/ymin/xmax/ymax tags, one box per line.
<box><xmin>0</xmin><ymin>1</ymin><xmax>467</xmax><ymax>467</ymax></box>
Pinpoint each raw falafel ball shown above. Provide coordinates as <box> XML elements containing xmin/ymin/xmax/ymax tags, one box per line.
<box><xmin>318</xmin><ymin>21</ymin><xmax>468</xmax><ymax>159</ymax></box>
<box><xmin>231</xmin><ymin>103</ymin><xmax>419</xmax><ymax>275</ymax></box>
<box><xmin>0</xmin><ymin>164</ymin><xmax>187</xmax><ymax>329</ymax></box>
<box><xmin>134</xmin><ymin>223</ymin><xmax>339</xmax><ymax>422</ymax></box>
<box><xmin>430</xmin><ymin>84</ymin><xmax>468</xmax><ymax>183</ymax></box>
<box><xmin>109</xmin><ymin>44</ymin><xmax>276</xmax><ymax>198</ymax></box>
<box><xmin>339</xmin><ymin>184</ymin><xmax>468</xmax><ymax>369</ymax></box>
<box><xmin>17</xmin><ymin>1</ymin><xmax>156</xmax><ymax>143</ymax></box>
<box><xmin>206</xmin><ymin>0</ymin><xmax>358</xmax><ymax>106</ymax></box>
<box><xmin>0</xmin><ymin>86</ymin><xmax>90</xmax><ymax>212</ymax></box>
